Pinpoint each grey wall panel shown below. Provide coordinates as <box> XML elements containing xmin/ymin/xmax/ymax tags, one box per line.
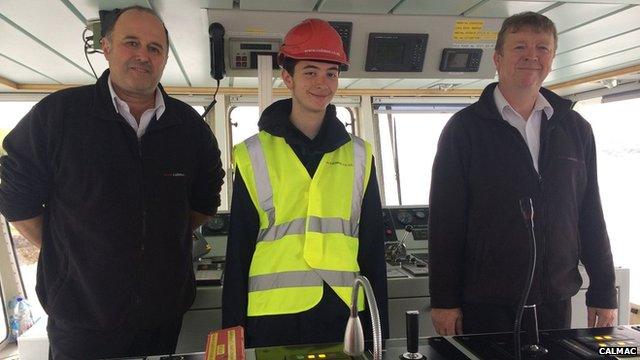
<box><xmin>207</xmin><ymin>9</ymin><xmax>502</xmax><ymax>80</ymax></box>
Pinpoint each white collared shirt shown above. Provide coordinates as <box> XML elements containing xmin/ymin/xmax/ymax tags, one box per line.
<box><xmin>108</xmin><ymin>76</ymin><xmax>166</xmax><ymax>139</ymax></box>
<box><xmin>493</xmin><ymin>86</ymin><xmax>554</xmax><ymax>173</ymax></box>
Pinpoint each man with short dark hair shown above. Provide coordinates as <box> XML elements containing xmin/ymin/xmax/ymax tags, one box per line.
<box><xmin>0</xmin><ymin>6</ymin><xmax>224</xmax><ymax>359</ymax></box>
<box><xmin>428</xmin><ymin>11</ymin><xmax>617</xmax><ymax>336</ymax></box>
<box><xmin>222</xmin><ymin>18</ymin><xmax>388</xmax><ymax>348</ymax></box>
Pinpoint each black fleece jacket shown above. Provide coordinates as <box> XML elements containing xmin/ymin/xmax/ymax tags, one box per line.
<box><xmin>0</xmin><ymin>70</ymin><xmax>225</xmax><ymax>329</ymax></box>
<box><xmin>222</xmin><ymin>99</ymin><xmax>389</xmax><ymax>348</ymax></box>
<box><xmin>428</xmin><ymin>83</ymin><xmax>617</xmax><ymax>310</ymax></box>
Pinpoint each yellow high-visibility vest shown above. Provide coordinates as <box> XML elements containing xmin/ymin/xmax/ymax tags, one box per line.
<box><xmin>233</xmin><ymin>131</ymin><xmax>373</xmax><ymax>316</ymax></box>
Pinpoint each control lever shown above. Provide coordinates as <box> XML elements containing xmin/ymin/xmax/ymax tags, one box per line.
<box><xmin>386</xmin><ymin>225</ymin><xmax>412</xmax><ymax>263</ymax></box>
<box><xmin>401</xmin><ymin>310</ymin><xmax>426</xmax><ymax>360</ymax></box>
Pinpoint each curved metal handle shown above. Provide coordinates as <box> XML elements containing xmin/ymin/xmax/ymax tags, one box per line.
<box><xmin>343</xmin><ymin>275</ymin><xmax>382</xmax><ymax>360</ymax></box>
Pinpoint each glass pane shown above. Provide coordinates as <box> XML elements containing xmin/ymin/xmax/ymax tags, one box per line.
<box><xmin>336</xmin><ymin>107</ymin><xmax>354</xmax><ymax>134</ymax></box>
<box><xmin>377</xmin><ymin>111</ymin><xmax>453</xmax><ymax>205</ymax></box>
<box><xmin>574</xmin><ymin>97</ymin><xmax>640</xmax><ymax>304</ymax></box>
<box><xmin>192</xmin><ymin>106</ymin><xmax>205</xmax><ymax>117</ymax></box>
<box><xmin>230</xmin><ymin>106</ymin><xmax>260</xmax><ymax>146</ymax></box>
<box><xmin>0</xmin><ymin>101</ymin><xmax>45</xmax><ymax>322</ymax></box>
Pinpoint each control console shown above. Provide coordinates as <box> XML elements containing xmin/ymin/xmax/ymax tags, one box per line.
<box><xmin>383</xmin><ymin>206</ymin><xmax>429</xmax><ymax>276</ymax></box>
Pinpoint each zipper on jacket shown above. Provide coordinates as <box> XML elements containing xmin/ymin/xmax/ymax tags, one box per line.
<box><xmin>538</xmin><ymin>121</ymin><xmax>555</xmax><ymax>301</ymax></box>
<box><xmin>137</xmin><ymin>137</ymin><xmax>146</xmax><ymax>310</ymax></box>
<box><xmin>500</xmin><ymin>120</ymin><xmax>545</xmax><ymax>302</ymax></box>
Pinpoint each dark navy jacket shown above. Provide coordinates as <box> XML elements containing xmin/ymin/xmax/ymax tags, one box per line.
<box><xmin>0</xmin><ymin>70</ymin><xmax>225</xmax><ymax>329</ymax></box>
<box><xmin>429</xmin><ymin>83</ymin><xmax>616</xmax><ymax>309</ymax></box>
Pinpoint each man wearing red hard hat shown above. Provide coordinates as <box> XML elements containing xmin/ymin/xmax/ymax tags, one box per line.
<box><xmin>222</xmin><ymin>18</ymin><xmax>389</xmax><ymax>347</ymax></box>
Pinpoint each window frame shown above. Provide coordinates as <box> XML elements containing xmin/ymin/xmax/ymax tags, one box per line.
<box><xmin>373</xmin><ymin>101</ymin><xmax>470</xmax><ymax>206</ymax></box>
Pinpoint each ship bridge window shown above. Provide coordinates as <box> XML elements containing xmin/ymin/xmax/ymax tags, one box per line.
<box><xmin>229</xmin><ymin>105</ymin><xmax>356</xmax><ymax>146</ymax></box>
<box><xmin>374</xmin><ymin>102</ymin><xmax>469</xmax><ymax>206</ymax></box>
<box><xmin>573</xmin><ymin>95</ymin><xmax>640</xmax><ymax>304</ymax></box>
<box><xmin>0</xmin><ymin>100</ymin><xmax>46</xmax><ymax>335</ymax></box>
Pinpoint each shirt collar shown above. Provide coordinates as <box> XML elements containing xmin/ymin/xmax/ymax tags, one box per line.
<box><xmin>107</xmin><ymin>75</ymin><xmax>166</xmax><ymax>120</ymax></box>
<box><xmin>493</xmin><ymin>86</ymin><xmax>554</xmax><ymax>120</ymax></box>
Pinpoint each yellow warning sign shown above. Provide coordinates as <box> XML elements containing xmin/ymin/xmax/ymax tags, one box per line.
<box><xmin>453</xmin><ymin>20</ymin><xmax>498</xmax><ymax>42</ymax></box>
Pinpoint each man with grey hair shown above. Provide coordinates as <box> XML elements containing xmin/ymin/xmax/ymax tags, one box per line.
<box><xmin>0</xmin><ymin>6</ymin><xmax>224</xmax><ymax>359</ymax></box>
<box><xmin>428</xmin><ymin>11</ymin><xmax>617</xmax><ymax>336</ymax></box>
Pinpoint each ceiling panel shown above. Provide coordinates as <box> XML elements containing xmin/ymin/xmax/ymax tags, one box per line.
<box><xmin>556</xmin><ymin>6</ymin><xmax>640</xmax><ymax>54</ymax></box>
<box><xmin>393</xmin><ymin>0</ymin><xmax>480</xmax><ymax>16</ymax></box>
<box><xmin>240</xmin><ymin>0</ymin><xmax>317</xmax><ymax>12</ymax></box>
<box><xmin>546</xmin><ymin>46</ymin><xmax>640</xmax><ymax>84</ymax></box>
<box><xmin>154</xmin><ymin>1</ymin><xmax>214</xmax><ymax>87</ymax></box>
<box><xmin>384</xmin><ymin>79</ymin><xmax>441</xmax><ymax>89</ymax></box>
<box><xmin>466</xmin><ymin>0</ymin><xmax>554</xmax><ymax>18</ymax></box>
<box><xmin>318</xmin><ymin>0</ymin><xmax>399</xmax><ymax>14</ymax></box>
<box><xmin>536</xmin><ymin>0</ymin><xmax>640</xmax><ymax>4</ymax></box>
<box><xmin>0</xmin><ymin>0</ymin><xmax>96</xmax><ymax>80</ymax></box>
<box><xmin>0</xmin><ymin>55</ymin><xmax>59</xmax><ymax>84</ymax></box>
<box><xmin>0</xmin><ymin>17</ymin><xmax>94</xmax><ymax>84</ymax></box>
<box><xmin>68</xmin><ymin>0</ymin><xmax>105</xmax><ymax>21</ymax></box>
<box><xmin>553</xmin><ymin>29</ymin><xmax>640</xmax><ymax>71</ymax></box>
<box><xmin>543</xmin><ymin>2</ymin><xmax>628</xmax><ymax>33</ymax></box>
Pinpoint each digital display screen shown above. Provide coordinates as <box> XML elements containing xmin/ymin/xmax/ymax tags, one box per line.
<box><xmin>240</xmin><ymin>43</ymin><xmax>272</xmax><ymax>50</ymax></box>
<box><xmin>448</xmin><ymin>53</ymin><xmax>469</xmax><ymax>68</ymax></box>
<box><xmin>375</xmin><ymin>41</ymin><xmax>404</xmax><ymax>65</ymax></box>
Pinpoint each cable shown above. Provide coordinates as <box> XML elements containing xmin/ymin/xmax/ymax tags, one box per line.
<box><xmin>82</xmin><ymin>27</ymin><xmax>98</xmax><ymax>79</ymax></box>
<box><xmin>201</xmin><ymin>79</ymin><xmax>220</xmax><ymax>119</ymax></box>
<box><xmin>514</xmin><ymin>197</ymin><xmax>537</xmax><ymax>360</ymax></box>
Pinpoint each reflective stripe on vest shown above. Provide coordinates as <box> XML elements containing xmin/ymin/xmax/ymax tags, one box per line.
<box><xmin>245</xmin><ymin>135</ymin><xmax>275</xmax><ymax>227</ymax></box>
<box><xmin>248</xmin><ymin>269</ymin><xmax>358</xmax><ymax>292</ymax></box>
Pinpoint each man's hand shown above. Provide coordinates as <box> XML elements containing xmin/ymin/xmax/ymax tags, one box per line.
<box><xmin>587</xmin><ymin>307</ymin><xmax>617</xmax><ymax>327</ymax></box>
<box><xmin>431</xmin><ymin>307</ymin><xmax>463</xmax><ymax>335</ymax></box>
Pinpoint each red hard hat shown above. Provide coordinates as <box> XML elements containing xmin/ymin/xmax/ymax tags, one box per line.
<box><xmin>278</xmin><ymin>18</ymin><xmax>349</xmax><ymax>67</ymax></box>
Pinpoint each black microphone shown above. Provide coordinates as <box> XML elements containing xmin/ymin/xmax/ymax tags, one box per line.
<box><xmin>209</xmin><ymin>23</ymin><xmax>225</xmax><ymax>80</ymax></box>
<box><xmin>202</xmin><ymin>23</ymin><xmax>225</xmax><ymax>119</ymax></box>
<box><xmin>514</xmin><ymin>197</ymin><xmax>548</xmax><ymax>359</ymax></box>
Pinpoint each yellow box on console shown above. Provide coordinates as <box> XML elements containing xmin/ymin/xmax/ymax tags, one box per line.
<box><xmin>204</xmin><ymin>326</ymin><xmax>246</xmax><ymax>360</ymax></box>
